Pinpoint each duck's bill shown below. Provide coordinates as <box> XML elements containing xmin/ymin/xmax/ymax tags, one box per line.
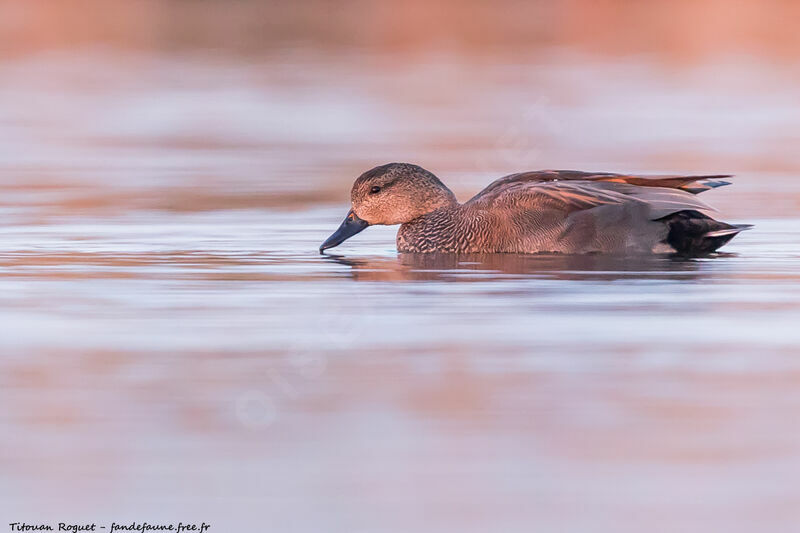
<box><xmin>319</xmin><ymin>209</ymin><xmax>369</xmax><ymax>252</ymax></box>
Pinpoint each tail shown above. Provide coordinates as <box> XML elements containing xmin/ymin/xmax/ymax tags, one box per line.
<box><xmin>657</xmin><ymin>210</ymin><xmax>752</xmax><ymax>254</ymax></box>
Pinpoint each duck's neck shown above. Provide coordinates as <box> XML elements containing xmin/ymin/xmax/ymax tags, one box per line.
<box><xmin>397</xmin><ymin>205</ymin><xmax>461</xmax><ymax>253</ymax></box>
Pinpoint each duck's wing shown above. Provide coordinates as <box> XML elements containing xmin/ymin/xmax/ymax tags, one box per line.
<box><xmin>466</xmin><ymin>177</ymin><xmax>718</xmax><ymax>220</ymax></box>
<box><xmin>465</xmin><ymin>171</ymin><xmax>738</xmax><ymax>253</ymax></box>
<box><xmin>471</xmin><ymin>170</ymin><xmax>732</xmax><ymax>200</ymax></box>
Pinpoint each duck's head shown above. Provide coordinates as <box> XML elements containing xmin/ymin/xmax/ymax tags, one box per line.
<box><xmin>320</xmin><ymin>163</ymin><xmax>456</xmax><ymax>252</ymax></box>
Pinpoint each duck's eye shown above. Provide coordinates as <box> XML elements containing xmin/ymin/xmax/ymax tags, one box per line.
<box><xmin>370</xmin><ymin>186</ymin><xmax>381</xmax><ymax>194</ymax></box>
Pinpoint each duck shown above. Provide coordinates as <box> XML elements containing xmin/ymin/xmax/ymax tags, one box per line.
<box><xmin>319</xmin><ymin>163</ymin><xmax>751</xmax><ymax>255</ymax></box>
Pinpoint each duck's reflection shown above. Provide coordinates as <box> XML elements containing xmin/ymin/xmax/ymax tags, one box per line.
<box><xmin>323</xmin><ymin>252</ymin><xmax>716</xmax><ymax>282</ymax></box>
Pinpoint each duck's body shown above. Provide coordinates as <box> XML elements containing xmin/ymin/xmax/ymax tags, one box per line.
<box><xmin>320</xmin><ymin>164</ymin><xmax>750</xmax><ymax>255</ymax></box>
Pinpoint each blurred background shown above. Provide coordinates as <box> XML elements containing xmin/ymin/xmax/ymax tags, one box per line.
<box><xmin>1</xmin><ymin>1</ymin><xmax>800</xmax><ymax>532</ymax></box>
<box><xmin>2</xmin><ymin>0</ymin><xmax>800</xmax><ymax>216</ymax></box>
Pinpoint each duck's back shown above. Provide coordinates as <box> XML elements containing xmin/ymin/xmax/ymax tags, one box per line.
<box><xmin>397</xmin><ymin>170</ymin><xmax>749</xmax><ymax>254</ymax></box>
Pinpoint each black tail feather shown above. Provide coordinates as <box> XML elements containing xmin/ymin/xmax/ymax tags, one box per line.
<box><xmin>657</xmin><ymin>210</ymin><xmax>751</xmax><ymax>255</ymax></box>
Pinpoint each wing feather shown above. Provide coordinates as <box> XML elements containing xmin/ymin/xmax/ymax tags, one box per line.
<box><xmin>467</xmin><ymin>175</ymin><xmax>718</xmax><ymax>220</ymax></box>
<box><xmin>470</xmin><ymin>169</ymin><xmax>733</xmax><ymax>200</ymax></box>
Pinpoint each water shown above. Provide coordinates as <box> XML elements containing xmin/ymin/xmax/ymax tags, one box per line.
<box><xmin>3</xmin><ymin>35</ymin><xmax>800</xmax><ymax>533</ymax></box>
<box><xmin>3</xmin><ymin>206</ymin><xmax>800</xmax><ymax>531</ymax></box>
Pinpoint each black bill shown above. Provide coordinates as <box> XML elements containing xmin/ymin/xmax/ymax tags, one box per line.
<box><xmin>319</xmin><ymin>209</ymin><xmax>369</xmax><ymax>252</ymax></box>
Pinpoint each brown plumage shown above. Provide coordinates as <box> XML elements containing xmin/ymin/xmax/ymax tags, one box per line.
<box><xmin>319</xmin><ymin>163</ymin><xmax>751</xmax><ymax>255</ymax></box>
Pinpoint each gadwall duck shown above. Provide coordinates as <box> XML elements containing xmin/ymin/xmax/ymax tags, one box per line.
<box><xmin>320</xmin><ymin>163</ymin><xmax>751</xmax><ymax>254</ymax></box>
